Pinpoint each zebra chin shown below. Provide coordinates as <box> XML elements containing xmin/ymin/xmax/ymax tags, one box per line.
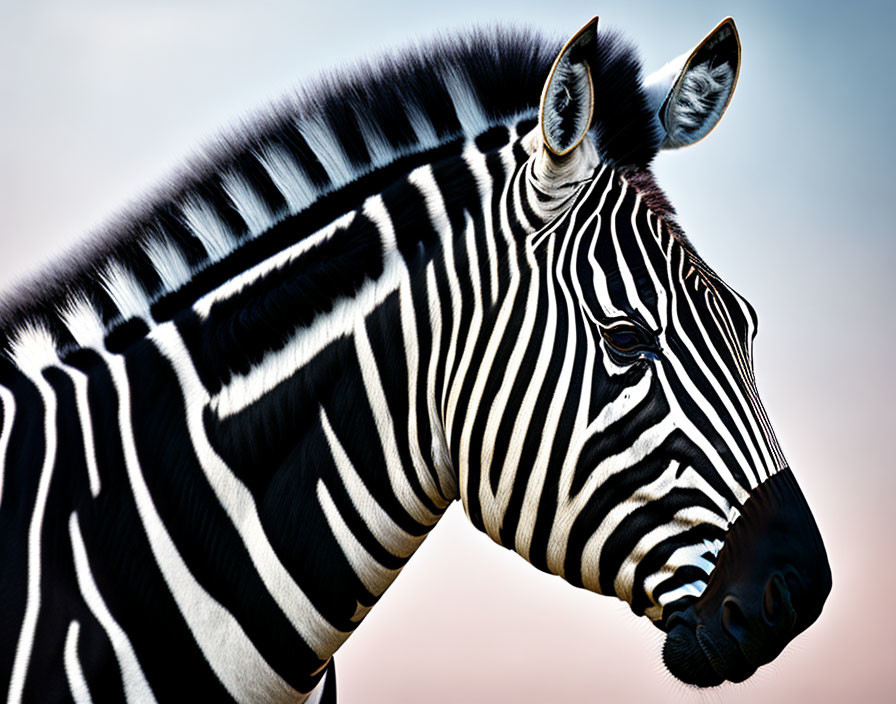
<box><xmin>658</xmin><ymin>468</ymin><xmax>832</xmax><ymax>687</ymax></box>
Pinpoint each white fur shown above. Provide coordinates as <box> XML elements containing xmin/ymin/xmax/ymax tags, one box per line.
<box><xmin>193</xmin><ymin>210</ymin><xmax>356</xmax><ymax>318</ymax></box>
<box><xmin>661</xmin><ymin>251</ymin><xmax>773</xmax><ymax>485</ymax></box>
<box><xmin>256</xmin><ymin>144</ymin><xmax>318</xmax><ymax>214</ymax></box>
<box><xmin>462</xmin><ymin>141</ymin><xmax>499</xmax><ymax>305</ymax></box>
<box><xmin>591</xmin><ymin>370</ymin><xmax>654</xmax><ymax>436</ymax></box>
<box><xmin>525</xmin><ymin>125</ymin><xmax>601</xmax><ymax>222</ymax></box>
<box><xmin>642</xmin><ymin>541</ymin><xmax>717</xmax><ymax>618</ymax></box>
<box><xmin>407</xmin><ymin>166</ymin><xmax>459</xmax><ymax>437</ymax></box>
<box><xmin>663</xmin><ymin>61</ymin><xmax>734</xmax><ymax>149</ymax></box>
<box><xmin>541</xmin><ymin>59</ymin><xmax>591</xmax><ymax>154</ymax></box>
<box><xmin>408</xmin><ymin>167</ymin><xmax>471</xmax><ymax>506</ymax></box>
<box><xmin>100</xmin><ymin>262</ymin><xmax>151</xmax><ymax>321</ymax></box>
<box><xmin>676</xmin><ymin>283</ymin><xmax>777</xmax><ymax>478</ymax></box>
<box><xmin>181</xmin><ymin>196</ymin><xmax>238</xmax><ymax>262</ymax></box>
<box><xmin>654</xmin><ymin>360</ymin><xmax>752</xmax><ymax>501</ymax></box>
<box><xmin>357</xmin><ymin>112</ymin><xmax>399</xmax><ymax>170</ymax></box>
<box><xmin>444</xmin><ymin>213</ymin><xmax>485</xmax><ymax>506</ymax></box>
<box><xmin>59</xmin><ymin>296</ymin><xmax>106</xmax><ymax>350</ymax></box>
<box><xmin>8</xmin><ymin>323</ymin><xmax>60</xmax><ymax>375</ymax></box>
<box><xmin>297</xmin><ymin>115</ymin><xmax>355</xmax><ymax>189</ymax></box>
<box><xmin>405</xmin><ymin>102</ymin><xmax>440</xmax><ymax>150</ymax></box>
<box><xmin>221</xmin><ymin>170</ymin><xmax>275</xmax><ymax>237</ymax></box>
<box><xmin>609</xmin><ymin>186</ymin><xmax>658</xmax><ymax>330</ymax></box>
<box><xmin>678</xmin><ymin>465</ymin><xmax>731</xmax><ymax>519</ymax></box>
<box><xmin>65</xmin><ymin>363</ymin><xmax>103</xmax><ymax>498</ymax></box>
<box><xmin>469</xmin><ymin>209</ymin><xmax>539</xmax><ymax>535</ymax></box>
<box><xmin>442</xmin><ymin>69</ymin><xmax>489</xmax><ymax>138</ymax></box>
<box><xmin>614</xmin><ymin>505</ymin><xmax>727</xmax><ymax>603</ymax></box>
<box><xmin>144</xmin><ymin>237</ymin><xmax>193</xmax><ymax>292</ymax></box>
<box><xmin>657</xmin><ymin>579</ymin><xmax>709</xmax><ymax>608</ymax></box>
<box><xmin>63</xmin><ymin>621</ymin><xmax>93</xmax><ymax>704</ymax></box>
<box><xmin>423</xmin><ymin>265</ymin><xmax>455</xmax><ymax>498</ymax></box>
<box><xmin>411</xmin><ymin>167</ymin><xmax>464</xmax><ymax>434</ymax></box>
<box><xmin>0</xmin><ymin>385</ymin><xmax>15</xmax><ymax>508</ymax></box>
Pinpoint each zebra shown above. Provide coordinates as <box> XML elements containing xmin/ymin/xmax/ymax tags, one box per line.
<box><xmin>0</xmin><ymin>14</ymin><xmax>831</xmax><ymax>702</ymax></box>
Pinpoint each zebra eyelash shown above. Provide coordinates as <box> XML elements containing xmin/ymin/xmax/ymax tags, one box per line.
<box><xmin>598</xmin><ymin>319</ymin><xmax>660</xmax><ymax>360</ymax></box>
<box><xmin>577</xmin><ymin>302</ymin><xmax>661</xmax><ymax>362</ymax></box>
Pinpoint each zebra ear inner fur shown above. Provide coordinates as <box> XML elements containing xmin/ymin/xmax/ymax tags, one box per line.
<box><xmin>539</xmin><ymin>17</ymin><xmax>598</xmax><ymax>157</ymax></box>
<box><xmin>643</xmin><ymin>17</ymin><xmax>741</xmax><ymax>149</ymax></box>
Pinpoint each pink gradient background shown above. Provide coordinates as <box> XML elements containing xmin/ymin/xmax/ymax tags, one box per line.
<box><xmin>1</xmin><ymin>1</ymin><xmax>892</xmax><ymax>701</ymax></box>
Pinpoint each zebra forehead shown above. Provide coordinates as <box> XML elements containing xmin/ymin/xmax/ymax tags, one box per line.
<box><xmin>0</xmin><ymin>25</ymin><xmax>662</xmax><ymax>353</ymax></box>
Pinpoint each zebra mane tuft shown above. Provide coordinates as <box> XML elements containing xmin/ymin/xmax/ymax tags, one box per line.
<box><xmin>0</xmin><ymin>24</ymin><xmax>667</xmax><ymax>354</ymax></box>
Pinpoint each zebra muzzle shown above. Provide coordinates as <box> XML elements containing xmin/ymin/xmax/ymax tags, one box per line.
<box><xmin>660</xmin><ymin>468</ymin><xmax>832</xmax><ymax>686</ymax></box>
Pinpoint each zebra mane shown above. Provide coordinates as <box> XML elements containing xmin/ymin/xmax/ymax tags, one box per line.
<box><xmin>0</xmin><ymin>24</ymin><xmax>670</xmax><ymax>355</ymax></box>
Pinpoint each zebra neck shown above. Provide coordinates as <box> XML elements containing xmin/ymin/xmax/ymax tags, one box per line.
<box><xmin>0</xmin><ymin>128</ymin><xmax>540</xmax><ymax>694</ymax></box>
<box><xmin>143</xmin><ymin>134</ymin><xmax>542</xmax><ymax>657</ymax></box>
<box><xmin>189</xmin><ymin>127</ymin><xmax>539</xmax><ymax>489</ymax></box>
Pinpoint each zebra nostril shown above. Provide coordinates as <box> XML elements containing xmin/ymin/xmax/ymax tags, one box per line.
<box><xmin>763</xmin><ymin>574</ymin><xmax>783</xmax><ymax>625</ymax></box>
<box><xmin>763</xmin><ymin>573</ymin><xmax>797</xmax><ymax>629</ymax></box>
<box><xmin>721</xmin><ymin>597</ymin><xmax>748</xmax><ymax>643</ymax></box>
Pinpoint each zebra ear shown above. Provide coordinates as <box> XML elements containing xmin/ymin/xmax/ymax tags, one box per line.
<box><xmin>643</xmin><ymin>17</ymin><xmax>741</xmax><ymax>149</ymax></box>
<box><xmin>539</xmin><ymin>17</ymin><xmax>598</xmax><ymax>157</ymax></box>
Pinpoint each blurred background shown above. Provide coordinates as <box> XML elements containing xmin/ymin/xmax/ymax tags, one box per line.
<box><xmin>1</xmin><ymin>1</ymin><xmax>893</xmax><ymax>701</ymax></box>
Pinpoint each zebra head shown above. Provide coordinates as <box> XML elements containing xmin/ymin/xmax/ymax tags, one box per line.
<box><xmin>457</xmin><ymin>18</ymin><xmax>831</xmax><ymax>686</ymax></box>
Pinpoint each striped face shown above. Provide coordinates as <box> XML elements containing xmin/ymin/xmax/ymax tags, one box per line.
<box><xmin>473</xmin><ymin>18</ymin><xmax>830</xmax><ymax>686</ymax></box>
<box><xmin>462</xmin><ymin>159</ymin><xmax>786</xmax><ymax>624</ymax></box>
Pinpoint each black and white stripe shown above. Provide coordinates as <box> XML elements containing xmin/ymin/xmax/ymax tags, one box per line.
<box><xmin>1</xmin><ymin>22</ymin><xmax>791</xmax><ymax>702</ymax></box>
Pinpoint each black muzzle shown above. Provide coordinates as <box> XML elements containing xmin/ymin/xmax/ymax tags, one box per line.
<box><xmin>661</xmin><ymin>468</ymin><xmax>832</xmax><ymax>686</ymax></box>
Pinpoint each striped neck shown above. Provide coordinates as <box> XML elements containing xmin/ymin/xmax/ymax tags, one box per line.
<box><xmin>138</xmin><ymin>124</ymin><xmax>540</xmax><ymax>678</ymax></box>
<box><xmin>0</xmin><ymin>113</ymin><xmax>547</xmax><ymax>700</ymax></box>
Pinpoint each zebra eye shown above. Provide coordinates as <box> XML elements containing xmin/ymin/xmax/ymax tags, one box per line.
<box><xmin>601</xmin><ymin>321</ymin><xmax>656</xmax><ymax>357</ymax></box>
